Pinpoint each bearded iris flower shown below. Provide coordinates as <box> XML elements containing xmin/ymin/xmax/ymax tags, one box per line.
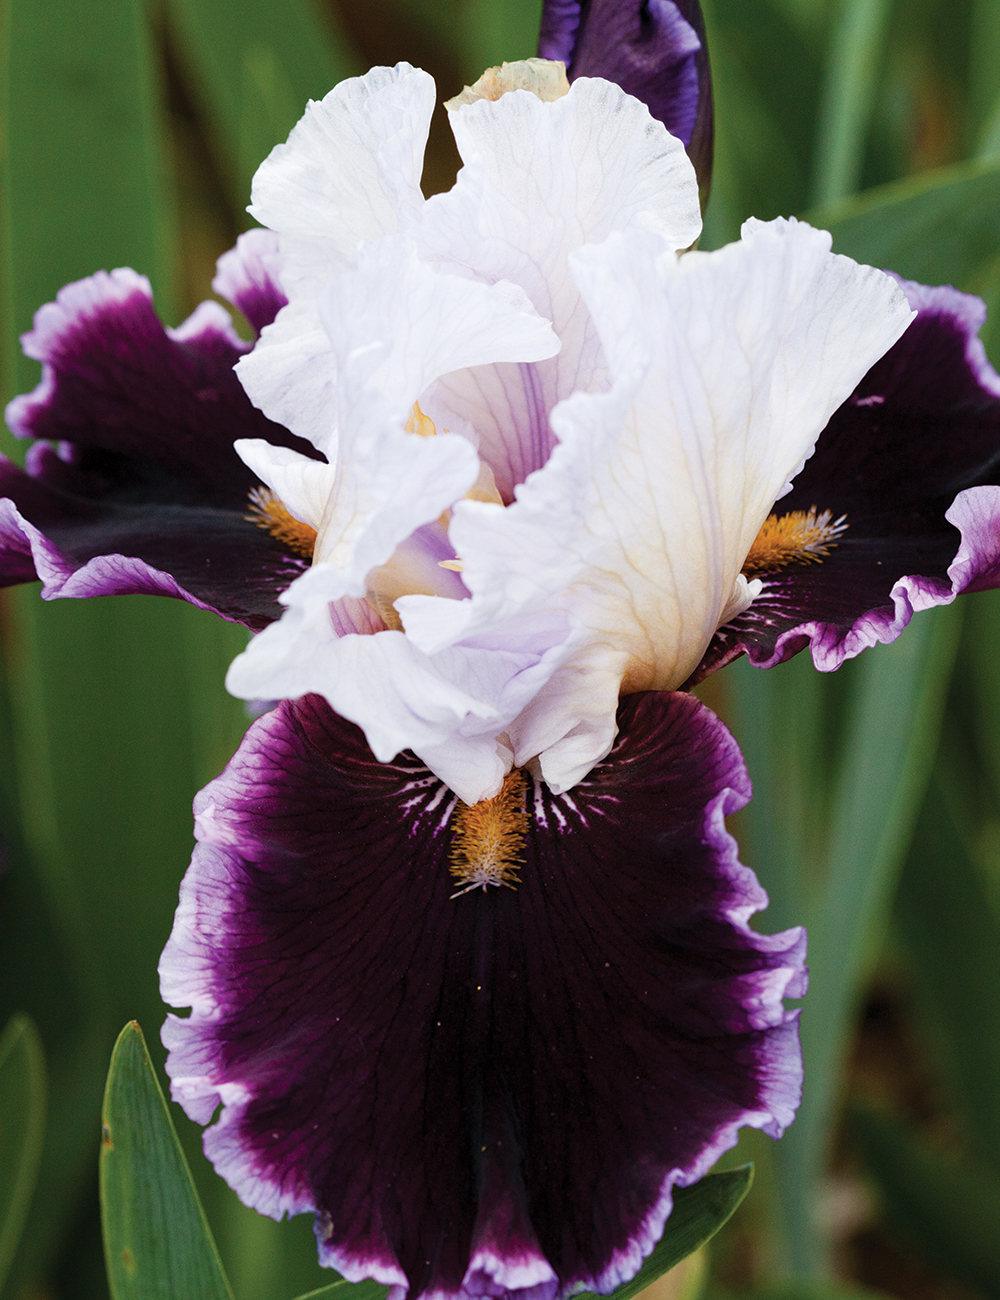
<box><xmin>5</xmin><ymin>8</ymin><xmax>1000</xmax><ymax>1299</ymax></box>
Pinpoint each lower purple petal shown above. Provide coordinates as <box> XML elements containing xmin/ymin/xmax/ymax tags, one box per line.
<box><xmin>0</xmin><ymin>260</ymin><xmax>316</xmax><ymax>624</ymax></box>
<box><xmin>161</xmin><ymin>692</ymin><xmax>804</xmax><ymax>1300</ymax></box>
<box><xmin>212</xmin><ymin>229</ymin><xmax>288</xmax><ymax>338</ymax></box>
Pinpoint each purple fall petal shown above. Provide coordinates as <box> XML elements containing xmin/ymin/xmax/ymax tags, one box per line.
<box><xmin>0</xmin><ymin>256</ymin><xmax>319</xmax><ymax>628</ymax></box>
<box><xmin>161</xmin><ymin>691</ymin><xmax>804</xmax><ymax>1300</ymax></box>
<box><xmin>213</xmin><ymin>229</ymin><xmax>288</xmax><ymax>339</ymax></box>
<box><xmin>538</xmin><ymin>0</ymin><xmax>713</xmax><ymax>196</ymax></box>
<box><xmin>694</xmin><ymin>278</ymin><xmax>1000</xmax><ymax>681</ymax></box>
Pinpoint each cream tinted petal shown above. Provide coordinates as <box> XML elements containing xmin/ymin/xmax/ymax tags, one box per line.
<box><xmin>418</xmin><ymin>77</ymin><xmax>702</xmax><ymax>496</ymax></box>
<box><xmin>418</xmin><ymin>219</ymin><xmax>913</xmax><ymax>791</ymax></box>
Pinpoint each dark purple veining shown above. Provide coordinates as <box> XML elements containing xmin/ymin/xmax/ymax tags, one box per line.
<box><xmin>161</xmin><ymin>691</ymin><xmax>804</xmax><ymax>1299</ymax></box>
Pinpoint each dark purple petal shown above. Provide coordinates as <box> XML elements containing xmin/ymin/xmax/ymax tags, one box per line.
<box><xmin>161</xmin><ymin>691</ymin><xmax>804</xmax><ymax>1300</ymax></box>
<box><xmin>0</xmin><ymin>262</ymin><xmax>316</xmax><ymax>627</ymax></box>
<box><xmin>212</xmin><ymin>229</ymin><xmax>288</xmax><ymax>338</ymax></box>
<box><xmin>693</xmin><ymin>279</ymin><xmax>1000</xmax><ymax>681</ymax></box>
<box><xmin>538</xmin><ymin>0</ymin><xmax>713</xmax><ymax>197</ymax></box>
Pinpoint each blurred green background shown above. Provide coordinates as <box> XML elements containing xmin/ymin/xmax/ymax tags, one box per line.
<box><xmin>2</xmin><ymin>0</ymin><xmax>1000</xmax><ymax>1297</ymax></box>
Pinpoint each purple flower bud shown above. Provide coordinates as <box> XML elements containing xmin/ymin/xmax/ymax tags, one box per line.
<box><xmin>538</xmin><ymin>0</ymin><xmax>713</xmax><ymax>202</ymax></box>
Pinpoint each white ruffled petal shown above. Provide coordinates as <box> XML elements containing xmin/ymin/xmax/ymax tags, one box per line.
<box><xmin>226</xmin><ymin>565</ymin><xmax>571</xmax><ymax>803</ymax></box>
<box><xmin>249</xmin><ymin>63</ymin><xmax>433</xmax><ymax>297</ymax></box>
<box><xmin>235</xmin><ymin>300</ymin><xmax>339</xmax><ymax>453</ymax></box>
<box><xmin>319</xmin><ymin>236</ymin><xmax>560</xmax><ymax>408</ymax></box>
<box><xmin>238</xmin><ymin>64</ymin><xmax>435</xmax><ymax>445</ymax></box>
<box><xmin>418</xmin><ymin>76</ymin><xmax>702</xmax><ymax>497</ymax></box>
<box><xmin>311</xmin><ymin>236</ymin><xmax>559</xmax><ymax>587</ymax></box>
<box><xmin>418</xmin><ymin>218</ymin><xmax>913</xmax><ymax>792</ymax></box>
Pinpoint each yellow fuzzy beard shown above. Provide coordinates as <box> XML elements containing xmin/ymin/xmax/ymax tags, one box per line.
<box><xmin>449</xmin><ymin>769</ymin><xmax>529</xmax><ymax>898</ymax></box>
<box><xmin>742</xmin><ymin>507</ymin><xmax>847</xmax><ymax>574</ymax></box>
<box><xmin>246</xmin><ymin>487</ymin><xmax>318</xmax><ymax>559</ymax></box>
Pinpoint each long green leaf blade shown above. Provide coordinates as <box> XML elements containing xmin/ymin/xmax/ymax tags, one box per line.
<box><xmin>292</xmin><ymin>1280</ymin><xmax>390</xmax><ymax>1300</ymax></box>
<box><xmin>852</xmin><ymin>1107</ymin><xmax>1000</xmax><ymax>1295</ymax></box>
<box><xmin>773</xmin><ymin>605</ymin><xmax>962</xmax><ymax>1273</ymax></box>
<box><xmin>101</xmin><ymin>1021</ymin><xmax>234</xmax><ymax>1300</ymax></box>
<box><xmin>1</xmin><ymin>0</ymin><xmax>175</xmax><ymax>406</ymax></box>
<box><xmin>808</xmin><ymin>158</ymin><xmax>1000</xmax><ymax>293</ymax></box>
<box><xmin>810</xmin><ymin>0</ymin><xmax>892</xmax><ymax>206</ymax></box>
<box><xmin>165</xmin><ymin>0</ymin><xmax>360</xmax><ymax>210</ymax></box>
<box><xmin>0</xmin><ymin>0</ymin><xmax>183</xmax><ymax>1289</ymax></box>
<box><xmin>895</xmin><ymin>765</ymin><xmax>1000</xmax><ymax>1175</ymax></box>
<box><xmin>0</xmin><ymin>1015</ymin><xmax>46</xmax><ymax>1293</ymax></box>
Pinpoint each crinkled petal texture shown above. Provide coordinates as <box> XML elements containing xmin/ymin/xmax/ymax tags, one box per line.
<box><xmin>693</xmin><ymin>277</ymin><xmax>1000</xmax><ymax>680</ymax></box>
<box><xmin>538</xmin><ymin>0</ymin><xmax>712</xmax><ymax>194</ymax></box>
<box><xmin>417</xmin><ymin>74</ymin><xmax>702</xmax><ymax>497</ymax></box>
<box><xmin>238</xmin><ymin>67</ymin><xmax>702</xmax><ymax>486</ymax></box>
<box><xmin>267</xmin><ymin>217</ymin><xmax>905</xmax><ymax>798</ymax></box>
<box><xmin>0</xmin><ymin>231</ymin><xmax>322</xmax><ymax>629</ymax></box>
<box><xmin>160</xmin><ymin>690</ymin><xmax>805</xmax><ymax>1300</ymax></box>
<box><xmin>227</xmin><ymin>69</ymin><xmax>712</xmax><ymax>801</ymax></box>
<box><xmin>237</xmin><ymin>63</ymin><xmax>438</xmax><ymax>451</ymax></box>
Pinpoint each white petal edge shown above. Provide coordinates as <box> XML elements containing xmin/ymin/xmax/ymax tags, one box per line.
<box><xmin>400</xmin><ymin>219</ymin><xmax>914</xmax><ymax>792</ymax></box>
<box><xmin>417</xmin><ymin>75</ymin><xmax>703</xmax><ymax>497</ymax></box>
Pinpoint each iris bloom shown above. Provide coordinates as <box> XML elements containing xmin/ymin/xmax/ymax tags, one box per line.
<box><xmin>4</xmin><ymin>20</ymin><xmax>1000</xmax><ymax>1300</ymax></box>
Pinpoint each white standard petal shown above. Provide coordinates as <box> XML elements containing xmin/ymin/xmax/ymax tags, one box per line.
<box><xmin>417</xmin><ymin>75</ymin><xmax>702</xmax><ymax>496</ymax></box>
<box><xmin>249</xmin><ymin>62</ymin><xmax>433</xmax><ymax>297</ymax></box>
<box><xmin>238</xmin><ymin>64</ymin><xmax>435</xmax><ymax>446</ymax></box>
<box><xmin>416</xmin><ymin>218</ymin><xmax>913</xmax><ymax>792</ymax></box>
<box><xmin>310</xmin><ymin>235</ymin><xmax>558</xmax><ymax>588</ymax></box>
<box><xmin>318</xmin><ymin>236</ymin><xmax>560</xmax><ymax>409</ymax></box>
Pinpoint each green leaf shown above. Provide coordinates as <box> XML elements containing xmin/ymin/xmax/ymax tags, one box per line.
<box><xmin>0</xmin><ymin>1014</ymin><xmax>46</xmax><ymax>1293</ymax></box>
<box><xmin>292</xmin><ymin>1280</ymin><xmax>390</xmax><ymax>1300</ymax></box>
<box><xmin>895</xmin><ymin>761</ymin><xmax>1000</xmax><ymax>1176</ymax></box>
<box><xmin>100</xmin><ymin>1021</ymin><xmax>234</xmax><ymax>1300</ymax></box>
<box><xmin>165</xmin><ymin>0</ymin><xmax>360</xmax><ymax>211</ymax></box>
<box><xmin>852</xmin><ymin>1106</ymin><xmax>1000</xmax><ymax>1296</ymax></box>
<box><xmin>0</xmin><ymin>0</ymin><xmax>182</xmax><ymax>1286</ymax></box>
<box><xmin>0</xmin><ymin>0</ymin><xmax>175</xmax><ymax>408</ymax></box>
<box><xmin>700</xmin><ymin>0</ymin><xmax>821</xmax><ymax>247</ymax></box>
<box><xmin>769</xmin><ymin>604</ymin><xmax>963</xmax><ymax>1273</ymax></box>
<box><xmin>742</xmin><ymin>1283</ymin><xmax>892</xmax><ymax>1300</ymax></box>
<box><xmin>288</xmin><ymin>1169</ymin><xmax>752</xmax><ymax>1300</ymax></box>
<box><xmin>806</xmin><ymin>157</ymin><xmax>1000</xmax><ymax>294</ymax></box>
<box><xmin>579</xmin><ymin>1166</ymin><xmax>754</xmax><ymax>1300</ymax></box>
<box><xmin>810</xmin><ymin>0</ymin><xmax>892</xmax><ymax>206</ymax></box>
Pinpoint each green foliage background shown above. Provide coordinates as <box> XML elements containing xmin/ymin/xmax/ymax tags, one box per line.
<box><xmin>1</xmin><ymin>0</ymin><xmax>1000</xmax><ymax>1297</ymax></box>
